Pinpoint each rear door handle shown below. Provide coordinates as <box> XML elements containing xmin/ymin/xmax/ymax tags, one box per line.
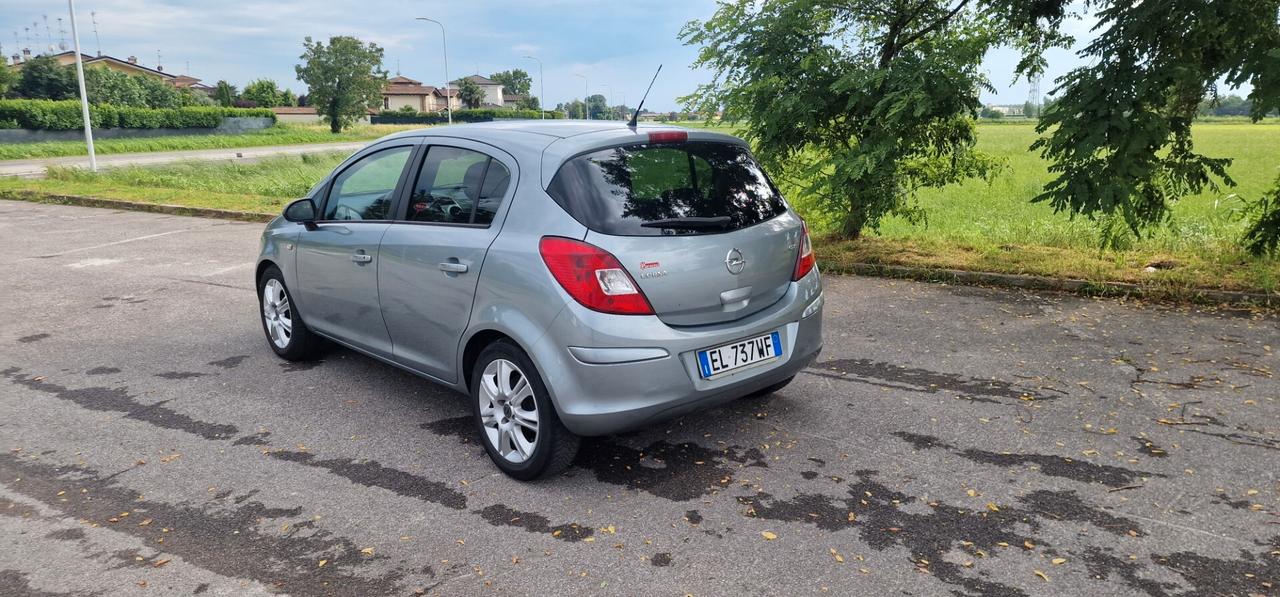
<box><xmin>351</xmin><ymin>253</ymin><xmax>372</xmax><ymax>264</ymax></box>
<box><xmin>438</xmin><ymin>262</ymin><xmax>469</xmax><ymax>274</ymax></box>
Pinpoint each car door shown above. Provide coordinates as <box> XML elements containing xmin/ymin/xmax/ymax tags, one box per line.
<box><xmin>378</xmin><ymin>141</ymin><xmax>516</xmax><ymax>382</ymax></box>
<box><xmin>295</xmin><ymin>141</ymin><xmax>418</xmax><ymax>357</ymax></box>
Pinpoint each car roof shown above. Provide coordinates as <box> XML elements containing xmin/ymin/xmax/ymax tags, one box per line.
<box><xmin>377</xmin><ymin>120</ymin><xmax>749</xmax><ymax>188</ymax></box>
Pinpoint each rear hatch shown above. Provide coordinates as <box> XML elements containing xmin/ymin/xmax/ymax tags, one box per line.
<box><xmin>546</xmin><ymin>137</ymin><xmax>801</xmax><ymax>326</ymax></box>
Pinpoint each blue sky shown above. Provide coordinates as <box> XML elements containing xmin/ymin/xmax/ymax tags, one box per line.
<box><xmin>2</xmin><ymin>0</ymin><xmax>1101</xmax><ymax>111</ymax></box>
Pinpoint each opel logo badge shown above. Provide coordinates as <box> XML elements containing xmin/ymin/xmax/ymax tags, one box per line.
<box><xmin>725</xmin><ymin>248</ymin><xmax>746</xmax><ymax>275</ymax></box>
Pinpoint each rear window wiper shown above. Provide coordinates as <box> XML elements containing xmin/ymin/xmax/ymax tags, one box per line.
<box><xmin>640</xmin><ymin>216</ymin><xmax>732</xmax><ymax>230</ymax></box>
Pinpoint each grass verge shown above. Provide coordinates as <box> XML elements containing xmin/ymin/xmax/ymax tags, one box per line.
<box><xmin>0</xmin><ymin>124</ymin><xmax>424</xmax><ymax>161</ymax></box>
<box><xmin>0</xmin><ymin>152</ymin><xmax>347</xmax><ymax>213</ymax></box>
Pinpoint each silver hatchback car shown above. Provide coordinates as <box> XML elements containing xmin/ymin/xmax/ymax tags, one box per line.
<box><xmin>256</xmin><ymin>121</ymin><xmax>824</xmax><ymax>479</ymax></box>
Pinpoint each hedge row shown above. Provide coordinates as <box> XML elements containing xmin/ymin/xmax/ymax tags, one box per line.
<box><xmin>372</xmin><ymin>108</ymin><xmax>563</xmax><ymax>125</ymax></box>
<box><xmin>0</xmin><ymin>100</ymin><xmax>276</xmax><ymax>131</ymax></box>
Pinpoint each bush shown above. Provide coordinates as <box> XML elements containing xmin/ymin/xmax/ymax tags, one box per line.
<box><xmin>372</xmin><ymin>108</ymin><xmax>564</xmax><ymax>124</ymax></box>
<box><xmin>0</xmin><ymin>99</ymin><xmax>276</xmax><ymax>130</ymax></box>
<box><xmin>1242</xmin><ymin>175</ymin><xmax>1280</xmax><ymax>256</ymax></box>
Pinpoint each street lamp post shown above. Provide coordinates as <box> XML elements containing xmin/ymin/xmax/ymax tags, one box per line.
<box><xmin>415</xmin><ymin>17</ymin><xmax>451</xmax><ymax>125</ymax></box>
<box><xmin>67</xmin><ymin>0</ymin><xmax>95</xmax><ymax>171</ymax></box>
<box><xmin>522</xmin><ymin>55</ymin><xmax>544</xmax><ymax>119</ymax></box>
<box><xmin>573</xmin><ymin>73</ymin><xmax>588</xmax><ymax>120</ymax></box>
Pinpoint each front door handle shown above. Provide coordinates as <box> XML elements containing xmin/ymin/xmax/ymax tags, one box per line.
<box><xmin>351</xmin><ymin>253</ymin><xmax>373</xmax><ymax>264</ymax></box>
<box><xmin>438</xmin><ymin>262</ymin><xmax>468</xmax><ymax>274</ymax></box>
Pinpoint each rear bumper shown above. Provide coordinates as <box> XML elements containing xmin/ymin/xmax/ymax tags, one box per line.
<box><xmin>530</xmin><ymin>269</ymin><xmax>824</xmax><ymax>436</ymax></box>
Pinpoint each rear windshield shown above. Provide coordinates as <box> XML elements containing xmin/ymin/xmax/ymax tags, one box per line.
<box><xmin>546</xmin><ymin>141</ymin><xmax>787</xmax><ymax>236</ymax></box>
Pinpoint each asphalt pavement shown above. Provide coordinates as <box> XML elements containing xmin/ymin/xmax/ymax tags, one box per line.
<box><xmin>1</xmin><ymin>199</ymin><xmax>1277</xmax><ymax>596</ymax></box>
<box><xmin>0</xmin><ymin>142</ymin><xmax>367</xmax><ymax>178</ymax></box>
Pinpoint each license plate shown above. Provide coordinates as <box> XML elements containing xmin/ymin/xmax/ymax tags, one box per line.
<box><xmin>697</xmin><ymin>331</ymin><xmax>783</xmax><ymax>379</ymax></box>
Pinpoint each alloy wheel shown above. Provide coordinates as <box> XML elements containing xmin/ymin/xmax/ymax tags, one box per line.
<box><xmin>262</xmin><ymin>279</ymin><xmax>293</xmax><ymax>349</ymax></box>
<box><xmin>479</xmin><ymin>358</ymin><xmax>540</xmax><ymax>463</ymax></box>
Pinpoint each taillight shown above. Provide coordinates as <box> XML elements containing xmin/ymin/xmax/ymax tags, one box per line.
<box><xmin>539</xmin><ymin>237</ymin><xmax>654</xmax><ymax>315</ymax></box>
<box><xmin>793</xmin><ymin>221</ymin><xmax>815</xmax><ymax>280</ymax></box>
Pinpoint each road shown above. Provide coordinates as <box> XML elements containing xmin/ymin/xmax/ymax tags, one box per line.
<box><xmin>0</xmin><ymin>142</ymin><xmax>367</xmax><ymax>178</ymax></box>
<box><xmin>1</xmin><ymin>200</ymin><xmax>1277</xmax><ymax>596</ymax></box>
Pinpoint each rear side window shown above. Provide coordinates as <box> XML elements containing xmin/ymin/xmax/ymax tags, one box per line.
<box><xmin>546</xmin><ymin>141</ymin><xmax>786</xmax><ymax>236</ymax></box>
<box><xmin>405</xmin><ymin>146</ymin><xmax>511</xmax><ymax>225</ymax></box>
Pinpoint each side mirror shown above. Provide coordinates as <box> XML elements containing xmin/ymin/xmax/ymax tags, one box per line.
<box><xmin>283</xmin><ymin>198</ymin><xmax>317</xmax><ymax>230</ymax></box>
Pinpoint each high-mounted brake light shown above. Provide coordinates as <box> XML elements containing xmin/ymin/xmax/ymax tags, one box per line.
<box><xmin>793</xmin><ymin>221</ymin><xmax>816</xmax><ymax>281</ymax></box>
<box><xmin>539</xmin><ymin>237</ymin><xmax>654</xmax><ymax>315</ymax></box>
<box><xmin>647</xmin><ymin>131</ymin><xmax>688</xmax><ymax>144</ymax></box>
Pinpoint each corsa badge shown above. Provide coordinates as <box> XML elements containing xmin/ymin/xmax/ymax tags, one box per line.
<box><xmin>638</xmin><ymin>260</ymin><xmax>667</xmax><ymax>279</ymax></box>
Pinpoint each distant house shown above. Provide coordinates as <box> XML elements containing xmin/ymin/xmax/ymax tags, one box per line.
<box><xmin>382</xmin><ymin>75</ymin><xmax>460</xmax><ymax>113</ymax></box>
<box><xmin>984</xmin><ymin>104</ymin><xmax>1025</xmax><ymax>116</ymax></box>
<box><xmin>8</xmin><ymin>50</ymin><xmax>210</xmax><ymax>92</ymax></box>
<box><xmin>453</xmin><ymin>74</ymin><xmax>505</xmax><ymax>107</ymax></box>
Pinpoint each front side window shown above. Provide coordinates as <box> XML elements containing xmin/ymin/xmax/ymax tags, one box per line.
<box><xmin>323</xmin><ymin>146</ymin><xmax>413</xmax><ymax>221</ymax></box>
<box><xmin>546</xmin><ymin>141</ymin><xmax>787</xmax><ymax>236</ymax></box>
<box><xmin>405</xmin><ymin>146</ymin><xmax>511</xmax><ymax>225</ymax></box>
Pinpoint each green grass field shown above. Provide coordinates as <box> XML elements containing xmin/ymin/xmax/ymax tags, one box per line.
<box><xmin>1</xmin><ymin>120</ymin><xmax>1276</xmax><ymax>296</ymax></box>
<box><xmin>0</xmin><ymin>123</ymin><xmax>424</xmax><ymax>161</ymax></box>
<box><xmin>813</xmin><ymin>122</ymin><xmax>1280</xmax><ymax>294</ymax></box>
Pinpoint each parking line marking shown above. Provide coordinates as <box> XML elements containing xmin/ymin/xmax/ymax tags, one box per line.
<box><xmin>202</xmin><ymin>263</ymin><xmax>254</xmax><ymax>277</ymax></box>
<box><xmin>33</xmin><ymin>228</ymin><xmax>196</xmax><ymax>259</ymax></box>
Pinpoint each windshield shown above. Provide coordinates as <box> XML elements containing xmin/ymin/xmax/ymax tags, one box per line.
<box><xmin>546</xmin><ymin>141</ymin><xmax>788</xmax><ymax>236</ymax></box>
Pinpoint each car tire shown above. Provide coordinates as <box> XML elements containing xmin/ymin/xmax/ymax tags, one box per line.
<box><xmin>258</xmin><ymin>265</ymin><xmax>321</xmax><ymax>361</ymax></box>
<box><xmin>471</xmin><ymin>340</ymin><xmax>580</xmax><ymax>481</ymax></box>
<box><xmin>747</xmin><ymin>375</ymin><xmax>795</xmax><ymax>398</ymax></box>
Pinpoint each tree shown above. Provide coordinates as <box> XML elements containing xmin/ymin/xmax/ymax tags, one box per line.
<box><xmin>585</xmin><ymin>93</ymin><xmax>609</xmax><ymax>120</ymax></box>
<box><xmin>135</xmin><ymin>75</ymin><xmax>184</xmax><ymax>108</ymax></box>
<box><xmin>457</xmin><ymin>78</ymin><xmax>485</xmax><ymax>109</ymax></box>
<box><xmin>280</xmin><ymin>89</ymin><xmax>298</xmax><ymax>107</ymax></box>
<box><xmin>85</xmin><ymin>67</ymin><xmax>145</xmax><ymax>106</ymax></box>
<box><xmin>0</xmin><ymin>65</ymin><xmax>16</xmax><ymax>98</ymax></box>
<box><xmin>1028</xmin><ymin>0</ymin><xmax>1280</xmax><ymax>253</ymax></box>
<box><xmin>82</xmin><ymin>67</ymin><xmax>189</xmax><ymax>108</ymax></box>
<box><xmin>242</xmin><ymin>79</ymin><xmax>283</xmax><ymax>108</ymax></box>
<box><xmin>213</xmin><ymin>80</ymin><xmax>237</xmax><ymax>107</ymax></box>
<box><xmin>490</xmin><ymin>69</ymin><xmax>532</xmax><ymax>96</ymax></box>
<box><xmin>295</xmin><ymin>36</ymin><xmax>387</xmax><ymax>133</ymax></box>
<box><xmin>557</xmin><ymin>100</ymin><xmax>586</xmax><ymax>119</ymax></box>
<box><xmin>13</xmin><ymin>55</ymin><xmax>77</xmax><ymax>100</ymax></box>
<box><xmin>681</xmin><ymin>0</ymin><xmax>1049</xmax><ymax>239</ymax></box>
<box><xmin>517</xmin><ymin>95</ymin><xmax>541</xmax><ymax>111</ymax></box>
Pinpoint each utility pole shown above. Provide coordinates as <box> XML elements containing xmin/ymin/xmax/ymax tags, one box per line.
<box><xmin>67</xmin><ymin>0</ymin><xmax>95</xmax><ymax>171</ymax></box>
<box><xmin>1027</xmin><ymin>74</ymin><xmax>1043</xmax><ymax>119</ymax></box>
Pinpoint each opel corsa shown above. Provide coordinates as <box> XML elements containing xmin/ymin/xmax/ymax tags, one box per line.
<box><xmin>256</xmin><ymin>121</ymin><xmax>824</xmax><ymax>479</ymax></box>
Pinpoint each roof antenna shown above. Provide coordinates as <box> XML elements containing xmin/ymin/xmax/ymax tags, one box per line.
<box><xmin>90</xmin><ymin>12</ymin><xmax>101</xmax><ymax>56</ymax></box>
<box><xmin>628</xmin><ymin>64</ymin><xmax>661</xmax><ymax>129</ymax></box>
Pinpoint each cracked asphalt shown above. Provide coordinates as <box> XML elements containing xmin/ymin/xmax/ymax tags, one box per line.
<box><xmin>1</xmin><ymin>199</ymin><xmax>1277</xmax><ymax>596</ymax></box>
